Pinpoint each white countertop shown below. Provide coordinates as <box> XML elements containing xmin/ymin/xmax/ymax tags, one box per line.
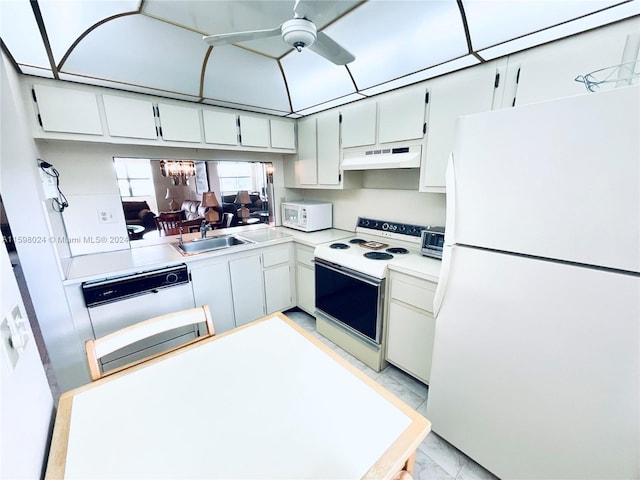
<box><xmin>61</xmin><ymin>225</ymin><xmax>355</xmax><ymax>284</ymax></box>
<box><xmin>273</xmin><ymin>226</ymin><xmax>354</xmax><ymax>246</ymax></box>
<box><xmin>61</xmin><ymin>224</ymin><xmax>439</xmax><ymax>284</ymax></box>
<box><xmin>389</xmin><ymin>254</ymin><xmax>442</xmax><ymax>283</ymax></box>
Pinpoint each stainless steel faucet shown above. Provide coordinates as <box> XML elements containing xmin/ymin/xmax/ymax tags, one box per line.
<box><xmin>200</xmin><ymin>220</ymin><xmax>211</xmax><ymax>239</ymax></box>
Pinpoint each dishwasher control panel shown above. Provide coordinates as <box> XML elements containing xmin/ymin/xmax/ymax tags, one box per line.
<box><xmin>82</xmin><ymin>264</ymin><xmax>189</xmax><ymax>307</ymax></box>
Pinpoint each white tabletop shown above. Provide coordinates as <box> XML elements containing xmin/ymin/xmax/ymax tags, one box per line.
<box><xmin>47</xmin><ymin>314</ymin><xmax>429</xmax><ymax>479</ymax></box>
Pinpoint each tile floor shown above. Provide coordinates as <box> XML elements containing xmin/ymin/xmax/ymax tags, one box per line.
<box><xmin>286</xmin><ymin>309</ymin><xmax>499</xmax><ymax>480</ymax></box>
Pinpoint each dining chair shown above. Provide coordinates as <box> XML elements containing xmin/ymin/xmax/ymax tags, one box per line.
<box><xmin>85</xmin><ymin>304</ymin><xmax>215</xmax><ymax>381</ymax></box>
<box><xmin>155</xmin><ymin>211</ymin><xmax>183</xmax><ymax>236</ymax></box>
<box><xmin>222</xmin><ymin>212</ymin><xmax>234</xmax><ymax>227</ymax></box>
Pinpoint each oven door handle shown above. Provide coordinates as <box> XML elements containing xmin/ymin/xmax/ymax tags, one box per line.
<box><xmin>313</xmin><ymin>258</ymin><xmax>383</xmax><ymax>287</ymax></box>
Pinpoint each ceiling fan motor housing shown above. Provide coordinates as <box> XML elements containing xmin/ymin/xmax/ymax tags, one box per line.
<box><xmin>281</xmin><ymin>18</ymin><xmax>316</xmax><ymax>51</ymax></box>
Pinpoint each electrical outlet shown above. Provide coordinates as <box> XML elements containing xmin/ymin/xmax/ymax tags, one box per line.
<box><xmin>98</xmin><ymin>209</ymin><xmax>116</xmax><ymax>224</ymax></box>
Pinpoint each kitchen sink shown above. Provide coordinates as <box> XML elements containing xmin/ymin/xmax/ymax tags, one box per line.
<box><xmin>174</xmin><ymin>235</ymin><xmax>254</xmax><ymax>255</ymax></box>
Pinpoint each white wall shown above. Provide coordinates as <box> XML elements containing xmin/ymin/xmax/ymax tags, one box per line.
<box><xmin>1</xmin><ymin>53</ymin><xmax>85</xmax><ymax>394</ymax></box>
<box><xmin>36</xmin><ymin>142</ymin><xmax>285</xmax><ymax>253</ymax></box>
<box><xmin>0</xmin><ymin>242</ymin><xmax>54</xmax><ymax>479</ymax></box>
<box><xmin>283</xmin><ymin>186</ymin><xmax>446</xmax><ymax>231</ymax></box>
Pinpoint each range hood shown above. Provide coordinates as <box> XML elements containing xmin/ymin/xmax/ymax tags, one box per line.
<box><xmin>341</xmin><ymin>145</ymin><xmax>422</xmax><ymax>170</ymax></box>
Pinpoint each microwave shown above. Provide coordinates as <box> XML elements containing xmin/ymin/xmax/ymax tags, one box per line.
<box><xmin>421</xmin><ymin>226</ymin><xmax>445</xmax><ymax>259</ymax></box>
<box><xmin>281</xmin><ymin>201</ymin><xmax>332</xmax><ymax>232</ymax></box>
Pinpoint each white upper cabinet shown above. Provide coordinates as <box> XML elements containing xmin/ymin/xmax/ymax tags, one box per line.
<box><xmin>341</xmin><ymin>100</ymin><xmax>377</xmax><ymax>148</ymax></box>
<box><xmin>157</xmin><ymin>103</ymin><xmax>201</xmax><ymax>143</ymax></box>
<box><xmin>202</xmin><ymin>109</ymin><xmax>238</xmax><ymax>145</ymax></box>
<box><xmin>33</xmin><ymin>84</ymin><xmax>102</xmax><ymax>135</ymax></box>
<box><xmin>103</xmin><ymin>94</ymin><xmax>157</xmax><ymax>139</ymax></box>
<box><xmin>512</xmin><ymin>19</ymin><xmax>638</xmax><ymax>107</ymax></box>
<box><xmin>297</xmin><ymin>117</ymin><xmax>317</xmax><ymax>185</ymax></box>
<box><xmin>239</xmin><ymin>114</ymin><xmax>270</xmax><ymax>147</ymax></box>
<box><xmin>270</xmin><ymin>118</ymin><xmax>296</xmax><ymax>150</ymax></box>
<box><xmin>316</xmin><ymin>110</ymin><xmax>341</xmax><ymax>186</ymax></box>
<box><xmin>420</xmin><ymin>61</ymin><xmax>499</xmax><ymax>192</ymax></box>
<box><xmin>378</xmin><ymin>87</ymin><xmax>427</xmax><ymax>144</ymax></box>
<box><xmin>285</xmin><ymin>110</ymin><xmax>345</xmax><ymax>189</ymax></box>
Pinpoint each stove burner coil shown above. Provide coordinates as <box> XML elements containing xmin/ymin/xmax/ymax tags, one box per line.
<box><xmin>349</xmin><ymin>238</ymin><xmax>366</xmax><ymax>244</ymax></box>
<box><xmin>386</xmin><ymin>247</ymin><xmax>409</xmax><ymax>254</ymax></box>
<box><xmin>364</xmin><ymin>252</ymin><xmax>394</xmax><ymax>260</ymax></box>
<box><xmin>329</xmin><ymin>243</ymin><xmax>350</xmax><ymax>249</ymax></box>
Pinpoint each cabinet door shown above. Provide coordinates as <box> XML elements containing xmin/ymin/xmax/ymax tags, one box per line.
<box><xmin>341</xmin><ymin>101</ymin><xmax>377</xmax><ymax>148</ymax></box>
<box><xmin>514</xmin><ymin>20</ymin><xmax>636</xmax><ymax>107</ymax></box>
<box><xmin>202</xmin><ymin>110</ymin><xmax>238</xmax><ymax>145</ymax></box>
<box><xmin>270</xmin><ymin>118</ymin><xmax>296</xmax><ymax>149</ymax></box>
<box><xmin>420</xmin><ymin>61</ymin><xmax>498</xmax><ymax>192</ymax></box>
<box><xmin>297</xmin><ymin>117</ymin><xmax>318</xmax><ymax>185</ymax></box>
<box><xmin>190</xmin><ymin>261</ymin><xmax>236</xmax><ymax>334</ymax></box>
<box><xmin>34</xmin><ymin>84</ymin><xmax>103</xmax><ymax>135</ymax></box>
<box><xmin>102</xmin><ymin>94</ymin><xmax>157</xmax><ymax>139</ymax></box>
<box><xmin>387</xmin><ymin>301</ymin><xmax>435</xmax><ymax>384</ymax></box>
<box><xmin>264</xmin><ymin>264</ymin><xmax>292</xmax><ymax>314</ymax></box>
<box><xmin>378</xmin><ymin>87</ymin><xmax>426</xmax><ymax>144</ymax></box>
<box><xmin>229</xmin><ymin>255</ymin><xmax>265</xmax><ymax>326</ymax></box>
<box><xmin>158</xmin><ymin>103</ymin><xmax>201</xmax><ymax>142</ymax></box>
<box><xmin>316</xmin><ymin>111</ymin><xmax>340</xmax><ymax>185</ymax></box>
<box><xmin>296</xmin><ymin>263</ymin><xmax>315</xmax><ymax>315</ymax></box>
<box><xmin>239</xmin><ymin>115</ymin><xmax>270</xmax><ymax>147</ymax></box>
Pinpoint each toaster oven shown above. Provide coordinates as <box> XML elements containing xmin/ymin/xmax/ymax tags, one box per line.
<box><xmin>421</xmin><ymin>226</ymin><xmax>445</xmax><ymax>259</ymax></box>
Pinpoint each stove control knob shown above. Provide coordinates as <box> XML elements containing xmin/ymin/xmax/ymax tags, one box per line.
<box><xmin>398</xmin><ymin>225</ymin><xmax>406</xmax><ymax>232</ymax></box>
<box><xmin>382</xmin><ymin>223</ymin><xmax>389</xmax><ymax>230</ymax></box>
<box><xmin>362</xmin><ymin>219</ymin><xmax>369</xmax><ymax>227</ymax></box>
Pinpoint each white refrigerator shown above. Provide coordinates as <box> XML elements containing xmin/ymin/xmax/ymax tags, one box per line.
<box><xmin>426</xmin><ymin>85</ymin><xmax>639</xmax><ymax>479</ymax></box>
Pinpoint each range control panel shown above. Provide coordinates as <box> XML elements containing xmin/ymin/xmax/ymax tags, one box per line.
<box><xmin>356</xmin><ymin>217</ymin><xmax>427</xmax><ymax>238</ymax></box>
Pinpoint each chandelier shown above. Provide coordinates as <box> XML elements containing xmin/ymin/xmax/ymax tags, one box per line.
<box><xmin>160</xmin><ymin>160</ymin><xmax>196</xmax><ymax>186</ymax></box>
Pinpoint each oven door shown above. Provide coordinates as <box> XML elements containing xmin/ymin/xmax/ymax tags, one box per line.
<box><xmin>314</xmin><ymin>258</ymin><xmax>384</xmax><ymax>345</ymax></box>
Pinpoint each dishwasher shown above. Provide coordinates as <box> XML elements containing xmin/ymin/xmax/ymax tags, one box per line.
<box><xmin>82</xmin><ymin>264</ymin><xmax>197</xmax><ymax>374</ymax></box>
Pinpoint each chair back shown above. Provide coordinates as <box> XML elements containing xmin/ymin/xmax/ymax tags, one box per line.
<box><xmin>85</xmin><ymin>304</ymin><xmax>215</xmax><ymax>381</ymax></box>
<box><xmin>155</xmin><ymin>212</ymin><xmax>183</xmax><ymax>236</ymax></box>
<box><xmin>222</xmin><ymin>212</ymin><xmax>234</xmax><ymax>227</ymax></box>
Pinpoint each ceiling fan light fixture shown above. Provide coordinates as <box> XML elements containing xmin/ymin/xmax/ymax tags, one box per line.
<box><xmin>281</xmin><ymin>18</ymin><xmax>316</xmax><ymax>52</ymax></box>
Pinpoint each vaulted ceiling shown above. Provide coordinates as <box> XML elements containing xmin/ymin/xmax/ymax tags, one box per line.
<box><xmin>1</xmin><ymin>0</ymin><xmax>638</xmax><ymax>117</ymax></box>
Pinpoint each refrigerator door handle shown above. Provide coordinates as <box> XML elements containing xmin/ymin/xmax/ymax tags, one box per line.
<box><xmin>434</xmin><ymin>153</ymin><xmax>456</xmax><ymax>317</ymax></box>
<box><xmin>443</xmin><ymin>152</ymin><xmax>456</xmax><ymax>247</ymax></box>
<box><xmin>433</xmin><ymin>245</ymin><xmax>451</xmax><ymax>317</ymax></box>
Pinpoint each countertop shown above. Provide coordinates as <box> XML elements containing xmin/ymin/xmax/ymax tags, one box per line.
<box><xmin>61</xmin><ymin>225</ymin><xmax>354</xmax><ymax>284</ymax></box>
<box><xmin>61</xmin><ymin>224</ymin><xmax>439</xmax><ymax>284</ymax></box>
<box><xmin>389</xmin><ymin>255</ymin><xmax>442</xmax><ymax>283</ymax></box>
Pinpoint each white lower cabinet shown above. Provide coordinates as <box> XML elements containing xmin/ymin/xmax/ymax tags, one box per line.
<box><xmin>190</xmin><ymin>260</ymin><xmax>236</xmax><ymax>333</ymax></box>
<box><xmin>189</xmin><ymin>245</ymin><xmax>292</xmax><ymax>328</ymax></box>
<box><xmin>230</xmin><ymin>254</ymin><xmax>265</xmax><ymax>326</ymax></box>
<box><xmin>263</xmin><ymin>246</ymin><xmax>294</xmax><ymax>314</ymax></box>
<box><xmin>294</xmin><ymin>244</ymin><xmax>315</xmax><ymax>315</ymax></box>
<box><xmin>385</xmin><ymin>271</ymin><xmax>437</xmax><ymax>384</ymax></box>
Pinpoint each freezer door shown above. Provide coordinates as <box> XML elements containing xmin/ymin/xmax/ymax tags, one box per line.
<box><xmin>450</xmin><ymin>86</ymin><xmax>639</xmax><ymax>272</ymax></box>
<box><xmin>427</xmin><ymin>245</ymin><xmax>639</xmax><ymax>480</ymax></box>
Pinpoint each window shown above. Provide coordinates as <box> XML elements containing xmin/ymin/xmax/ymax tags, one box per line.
<box><xmin>114</xmin><ymin>158</ymin><xmax>155</xmax><ymax>198</ymax></box>
<box><xmin>218</xmin><ymin>162</ymin><xmax>260</xmax><ymax>196</ymax></box>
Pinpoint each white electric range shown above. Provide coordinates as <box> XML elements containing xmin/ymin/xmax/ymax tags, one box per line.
<box><xmin>313</xmin><ymin>217</ymin><xmax>437</xmax><ymax>371</ymax></box>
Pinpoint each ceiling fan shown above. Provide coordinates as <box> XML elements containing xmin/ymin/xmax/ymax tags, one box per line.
<box><xmin>202</xmin><ymin>0</ymin><xmax>355</xmax><ymax>65</ymax></box>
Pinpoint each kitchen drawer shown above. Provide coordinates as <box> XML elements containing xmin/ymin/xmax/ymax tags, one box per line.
<box><xmin>263</xmin><ymin>247</ymin><xmax>290</xmax><ymax>267</ymax></box>
<box><xmin>389</xmin><ymin>272</ymin><xmax>436</xmax><ymax>313</ymax></box>
<box><xmin>296</xmin><ymin>245</ymin><xmax>315</xmax><ymax>267</ymax></box>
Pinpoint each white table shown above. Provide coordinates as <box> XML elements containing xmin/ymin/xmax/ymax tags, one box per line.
<box><xmin>46</xmin><ymin>313</ymin><xmax>430</xmax><ymax>479</ymax></box>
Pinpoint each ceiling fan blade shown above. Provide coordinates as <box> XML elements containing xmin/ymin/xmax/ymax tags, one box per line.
<box><xmin>203</xmin><ymin>26</ymin><xmax>281</xmax><ymax>46</ymax></box>
<box><xmin>308</xmin><ymin>31</ymin><xmax>355</xmax><ymax>65</ymax></box>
